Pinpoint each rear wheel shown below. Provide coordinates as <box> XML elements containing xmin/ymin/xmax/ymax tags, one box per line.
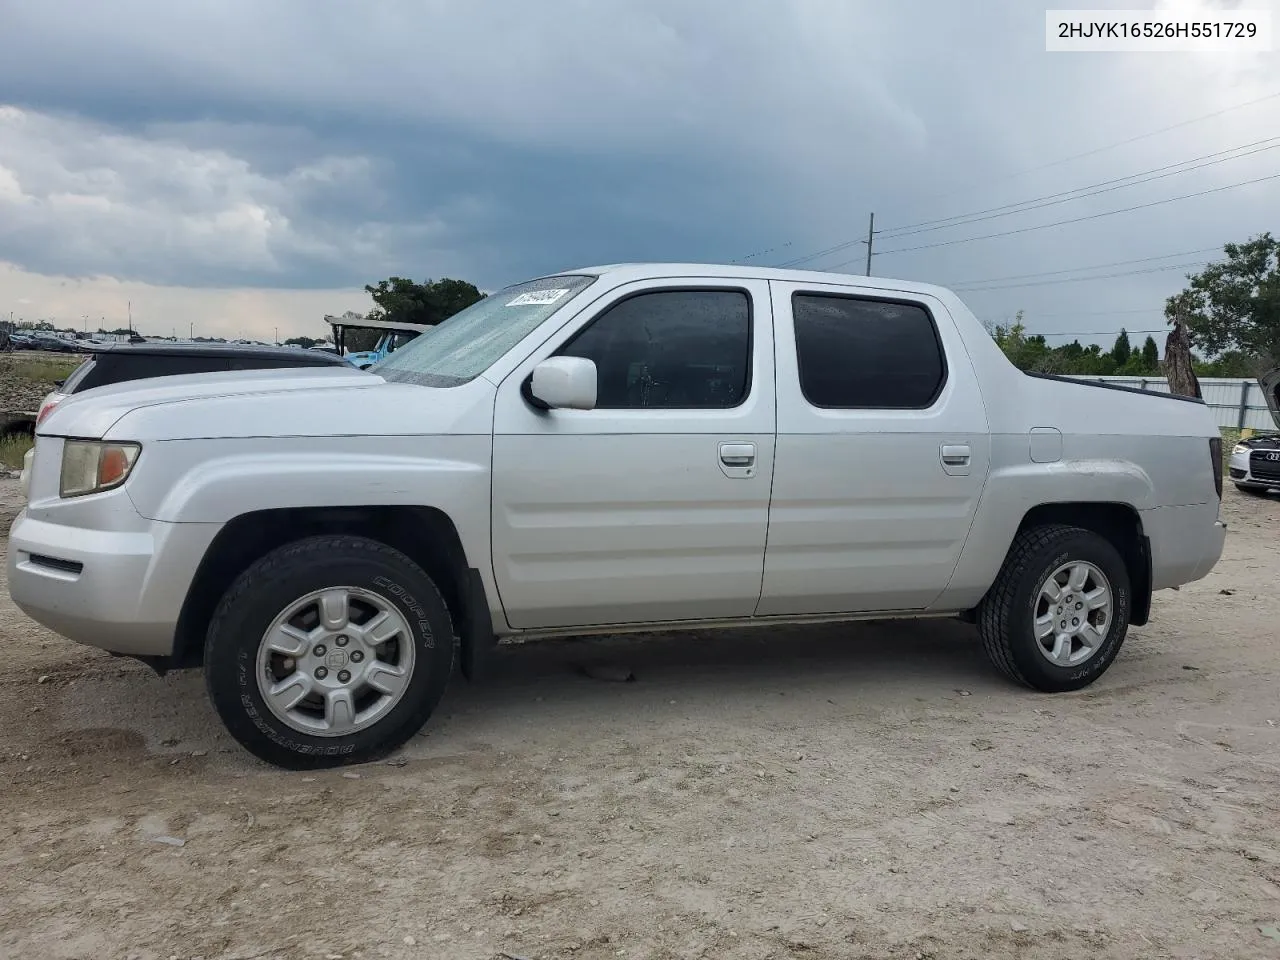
<box><xmin>978</xmin><ymin>524</ymin><xmax>1131</xmax><ymax>692</ymax></box>
<box><xmin>204</xmin><ymin>535</ymin><xmax>454</xmax><ymax>769</ymax></box>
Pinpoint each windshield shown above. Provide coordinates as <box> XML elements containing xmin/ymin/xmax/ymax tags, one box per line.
<box><xmin>373</xmin><ymin>274</ymin><xmax>597</xmax><ymax>387</ymax></box>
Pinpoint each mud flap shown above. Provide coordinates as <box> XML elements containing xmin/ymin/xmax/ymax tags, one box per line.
<box><xmin>459</xmin><ymin>568</ymin><xmax>497</xmax><ymax>682</ymax></box>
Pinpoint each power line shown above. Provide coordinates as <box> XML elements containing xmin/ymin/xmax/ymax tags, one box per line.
<box><xmin>953</xmin><ymin>260</ymin><xmax>1206</xmax><ymax>292</ymax></box>
<box><xmin>730</xmin><ymin>241</ymin><xmax>792</xmax><ymax>264</ymax></box>
<box><xmin>946</xmin><ymin>247</ymin><xmax>1220</xmax><ymax>287</ymax></box>
<box><xmin>877</xmin><ymin>138</ymin><xmax>1280</xmax><ymax>239</ymax></box>
<box><xmin>984</xmin><ymin>307</ymin><xmax>1161</xmax><ymax>319</ymax></box>
<box><xmin>905</xmin><ymin>88</ymin><xmax>1280</xmax><ymax>209</ymax></box>
<box><xmin>854</xmin><ymin>171</ymin><xmax>1280</xmax><ymax>260</ymax></box>
<box><xmin>782</xmin><ymin>140</ymin><xmax>1277</xmax><ymax>269</ymax></box>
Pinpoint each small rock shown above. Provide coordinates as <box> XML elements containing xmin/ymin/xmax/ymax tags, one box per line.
<box><xmin>1182</xmin><ymin>665</ymin><xmax>1200</xmax><ymax>671</ymax></box>
<box><xmin>971</xmin><ymin>738</ymin><xmax>994</xmax><ymax>751</ymax></box>
<box><xmin>403</xmin><ymin>935</ymin><xmax>417</xmax><ymax>946</ymax></box>
<box><xmin>341</xmin><ymin>772</ymin><xmax>361</xmax><ymax>780</ymax></box>
<box><xmin>150</xmin><ymin>835</ymin><xmax>186</xmax><ymax>847</ymax></box>
<box><xmin>326</xmin><ymin>954</ymin><xmax>344</xmax><ymax>959</ymax></box>
<box><xmin>957</xmin><ymin>689</ymin><xmax>972</xmax><ymax>697</ymax></box>
<box><xmin>580</xmin><ymin>664</ymin><xmax>635</xmax><ymax>683</ymax></box>
<box><xmin>36</xmin><ymin>675</ymin><xmax>49</xmax><ymax>684</ymax></box>
<box><xmin>531</xmin><ymin>834</ymin><xmax>543</xmax><ymax>844</ymax></box>
<box><xmin>190</xmin><ymin>750</ymin><xmax>207</xmax><ymax>758</ymax></box>
<box><xmin>1219</xmin><ymin>588</ymin><xmax>1235</xmax><ymax>595</ymax></box>
<box><xmin>1010</xmin><ymin>920</ymin><xmax>1029</xmax><ymax>933</ymax></box>
<box><xmin>794</xmin><ymin>752</ymin><xmax>804</xmax><ymax>761</ymax></box>
<box><xmin>386</xmin><ymin>757</ymin><xmax>408</xmax><ymax>767</ymax></box>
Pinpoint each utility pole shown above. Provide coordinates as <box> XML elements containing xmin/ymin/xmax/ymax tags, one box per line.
<box><xmin>861</xmin><ymin>212</ymin><xmax>877</xmax><ymax>276</ymax></box>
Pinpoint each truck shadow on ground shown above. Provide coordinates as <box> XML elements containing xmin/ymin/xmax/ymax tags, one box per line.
<box><xmin>56</xmin><ymin>617</ymin><xmax>1037</xmax><ymax>768</ymax></box>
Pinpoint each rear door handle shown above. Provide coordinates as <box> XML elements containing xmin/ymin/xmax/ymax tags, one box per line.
<box><xmin>719</xmin><ymin>442</ymin><xmax>756</xmax><ymax>466</ymax></box>
<box><xmin>940</xmin><ymin>444</ymin><xmax>971</xmax><ymax>466</ymax></box>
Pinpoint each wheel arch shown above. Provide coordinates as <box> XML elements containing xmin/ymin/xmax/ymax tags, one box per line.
<box><xmin>1012</xmin><ymin>501</ymin><xmax>1151</xmax><ymax>626</ymax></box>
<box><xmin>172</xmin><ymin>505</ymin><xmax>496</xmax><ymax>675</ymax></box>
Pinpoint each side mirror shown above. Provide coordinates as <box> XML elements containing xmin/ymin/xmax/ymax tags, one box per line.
<box><xmin>529</xmin><ymin>356</ymin><xmax>597</xmax><ymax>410</ymax></box>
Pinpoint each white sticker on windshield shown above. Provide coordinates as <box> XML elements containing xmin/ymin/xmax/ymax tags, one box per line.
<box><xmin>507</xmin><ymin>288</ymin><xmax>569</xmax><ymax>306</ymax></box>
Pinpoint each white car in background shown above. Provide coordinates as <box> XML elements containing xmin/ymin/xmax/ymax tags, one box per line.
<box><xmin>1228</xmin><ymin>368</ymin><xmax>1280</xmax><ymax>495</ymax></box>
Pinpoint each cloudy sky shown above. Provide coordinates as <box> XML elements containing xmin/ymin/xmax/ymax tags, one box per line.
<box><xmin>1</xmin><ymin>0</ymin><xmax>1278</xmax><ymax>344</ymax></box>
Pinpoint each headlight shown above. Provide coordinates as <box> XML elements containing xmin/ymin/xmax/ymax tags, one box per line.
<box><xmin>60</xmin><ymin>441</ymin><xmax>141</xmax><ymax>498</ymax></box>
<box><xmin>1232</xmin><ymin>444</ymin><xmax>1249</xmax><ymax>455</ymax></box>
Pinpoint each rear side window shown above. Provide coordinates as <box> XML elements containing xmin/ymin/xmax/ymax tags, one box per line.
<box><xmin>60</xmin><ymin>358</ymin><xmax>97</xmax><ymax>393</ymax></box>
<box><xmin>226</xmin><ymin>356</ymin><xmax>333</xmax><ymax>371</ymax></box>
<box><xmin>791</xmin><ymin>294</ymin><xmax>946</xmax><ymax>408</ymax></box>
<box><xmin>75</xmin><ymin>354</ymin><xmax>229</xmax><ymax>391</ymax></box>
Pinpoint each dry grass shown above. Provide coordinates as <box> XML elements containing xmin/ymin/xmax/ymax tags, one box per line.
<box><xmin>0</xmin><ymin>434</ymin><xmax>32</xmax><ymax>471</ymax></box>
<box><xmin>7</xmin><ymin>357</ymin><xmax>81</xmax><ymax>384</ymax></box>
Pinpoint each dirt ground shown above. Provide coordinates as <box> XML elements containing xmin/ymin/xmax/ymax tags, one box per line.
<box><xmin>2</xmin><ymin>480</ymin><xmax>1279</xmax><ymax>960</ymax></box>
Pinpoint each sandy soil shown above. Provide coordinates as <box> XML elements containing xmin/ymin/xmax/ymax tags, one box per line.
<box><xmin>2</xmin><ymin>479</ymin><xmax>1279</xmax><ymax>960</ymax></box>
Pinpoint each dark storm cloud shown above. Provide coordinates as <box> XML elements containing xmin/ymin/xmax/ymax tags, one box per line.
<box><xmin>0</xmin><ymin>0</ymin><xmax>1277</xmax><ymax>346</ymax></box>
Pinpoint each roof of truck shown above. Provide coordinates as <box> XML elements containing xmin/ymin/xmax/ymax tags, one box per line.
<box><xmin>86</xmin><ymin>341</ymin><xmax>351</xmax><ymax>364</ymax></box>
<box><xmin>556</xmin><ymin>262</ymin><xmax>954</xmax><ymax>297</ymax></box>
<box><xmin>323</xmin><ymin>315</ymin><xmax>435</xmax><ymax>333</ymax></box>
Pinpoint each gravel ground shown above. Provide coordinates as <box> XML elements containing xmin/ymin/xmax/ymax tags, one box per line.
<box><xmin>1</xmin><ymin>478</ymin><xmax>1279</xmax><ymax>960</ymax></box>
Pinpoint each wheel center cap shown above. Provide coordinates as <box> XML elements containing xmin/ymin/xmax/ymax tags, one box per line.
<box><xmin>325</xmin><ymin>649</ymin><xmax>350</xmax><ymax>670</ymax></box>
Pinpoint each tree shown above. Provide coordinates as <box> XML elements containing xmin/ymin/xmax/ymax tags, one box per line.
<box><xmin>284</xmin><ymin>336</ymin><xmax>320</xmax><ymax>349</ymax></box>
<box><xmin>1165</xmin><ymin>233</ymin><xmax>1280</xmax><ymax>365</ymax></box>
<box><xmin>1140</xmin><ymin>335</ymin><xmax>1159</xmax><ymax>371</ymax></box>
<box><xmin>1164</xmin><ymin>302</ymin><xmax>1201</xmax><ymax>399</ymax></box>
<box><xmin>364</xmin><ymin>277</ymin><xmax>484</xmax><ymax>327</ymax></box>
<box><xmin>1110</xmin><ymin>328</ymin><xmax>1131</xmax><ymax>367</ymax></box>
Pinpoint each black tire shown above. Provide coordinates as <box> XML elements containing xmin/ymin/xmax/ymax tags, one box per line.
<box><xmin>204</xmin><ymin>535</ymin><xmax>455</xmax><ymax>769</ymax></box>
<box><xmin>978</xmin><ymin>524</ymin><xmax>1131</xmax><ymax>692</ymax></box>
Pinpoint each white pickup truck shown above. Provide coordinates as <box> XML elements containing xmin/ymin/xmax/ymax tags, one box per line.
<box><xmin>9</xmin><ymin>264</ymin><xmax>1228</xmax><ymax>769</ymax></box>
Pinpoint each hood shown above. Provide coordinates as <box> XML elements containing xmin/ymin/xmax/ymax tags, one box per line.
<box><xmin>38</xmin><ymin>365</ymin><xmax>496</xmax><ymax>441</ymax></box>
<box><xmin>1261</xmin><ymin>367</ymin><xmax>1280</xmax><ymax>430</ymax></box>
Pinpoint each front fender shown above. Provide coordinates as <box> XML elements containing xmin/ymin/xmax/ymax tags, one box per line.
<box><xmin>125</xmin><ymin>435</ymin><xmax>493</xmax><ymax>587</ymax></box>
<box><xmin>129</xmin><ymin>442</ymin><xmax>487</xmax><ymax>525</ymax></box>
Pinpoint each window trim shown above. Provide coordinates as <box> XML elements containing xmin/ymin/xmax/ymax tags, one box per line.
<box><xmin>543</xmin><ymin>284</ymin><xmax>757</xmax><ymax>412</ymax></box>
<box><xmin>790</xmin><ymin>291</ymin><xmax>949</xmax><ymax>411</ymax></box>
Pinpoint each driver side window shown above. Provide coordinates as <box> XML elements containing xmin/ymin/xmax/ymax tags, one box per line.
<box><xmin>557</xmin><ymin>289</ymin><xmax>751</xmax><ymax>409</ymax></box>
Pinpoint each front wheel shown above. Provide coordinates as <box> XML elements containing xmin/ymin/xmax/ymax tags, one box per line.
<box><xmin>204</xmin><ymin>535</ymin><xmax>455</xmax><ymax>769</ymax></box>
<box><xmin>978</xmin><ymin>524</ymin><xmax>1131</xmax><ymax>692</ymax></box>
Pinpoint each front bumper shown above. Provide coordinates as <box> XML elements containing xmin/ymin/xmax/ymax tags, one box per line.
<box><xmin>8</xmin><ymin>505</ymin><xmax>221</xmax><ymax>657</ymax></box>
<box><xmin>1229</xmin><ymin>449</ymin><xmax>1280</xmax><ymax>489</ymax></box>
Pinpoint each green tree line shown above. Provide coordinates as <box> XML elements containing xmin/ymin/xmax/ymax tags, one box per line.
<box><xmin>988</xmin><ymin>314</ymin><xmax>1258</xmax><ymax>378</ymax></box>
